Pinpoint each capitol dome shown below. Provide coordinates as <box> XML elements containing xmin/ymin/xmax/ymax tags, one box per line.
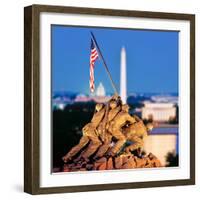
<box><xmin>96</xmin><ymin>82</ymin><xmax>106</xmax><ymax>96</ymax></box>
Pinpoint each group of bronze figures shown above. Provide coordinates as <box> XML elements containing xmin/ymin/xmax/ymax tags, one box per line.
<box><xmin>62</xmin><ymin>94</ymin><xmax>154</xmax><ymax>165</ymax></box>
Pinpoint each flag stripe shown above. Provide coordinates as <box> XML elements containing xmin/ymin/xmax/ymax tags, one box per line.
<box><xmin>90</xmin><ymin>39</ymin><xmax>99</xmax><ymax>93</ymax></box>
<box><xmin>91</xmin><ymin>54</ymin><xmax>98</xmax><ymax>60</ymax></box>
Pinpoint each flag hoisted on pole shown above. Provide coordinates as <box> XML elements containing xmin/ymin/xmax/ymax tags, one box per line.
<box><xmin>90</xmin><ymin>31</ymin><xmax>118</xmax><ymax>95</ymax></box>
<box><xmin>89</xmin><ymin>39</ymin><xmax>99</xmax><ymax>92</ymax></box>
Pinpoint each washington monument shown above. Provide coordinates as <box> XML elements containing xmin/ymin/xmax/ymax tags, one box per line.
<box><xmin>120</xmin><ymin>47</ymin><xmax>127</xmax><ymax>103</ymax></box>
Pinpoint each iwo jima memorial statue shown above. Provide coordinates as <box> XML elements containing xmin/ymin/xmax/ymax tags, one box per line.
<box><xmin>62</xmin><ymin>32</ymin><xmax>162</xmax><ymax>172</ymax></box>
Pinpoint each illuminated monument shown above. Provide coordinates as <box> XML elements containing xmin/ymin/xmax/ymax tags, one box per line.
<box><xmin>120</xmin><ymin>47</ymin><xmax>127</xmax><ymax>103</ymax></box>
<box><xmin>96</xmin><ymin>82</ymin><xmax>106</xmax><ymax>97</ymax></box>
<box><xmin>142</xmin><ymin>102</ymin><xmax>176</xmax><ymax>122</ymax></box>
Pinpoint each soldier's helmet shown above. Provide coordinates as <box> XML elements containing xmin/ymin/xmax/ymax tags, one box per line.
<box><xmin>111</xmin><ymin>93</ymin><xmax>119</xmax><ymax>100</ymax></box>
<box><xmin>122</xmin><ymin>104</ymin><xmax>130</xmax><ymax>111</ymax></box>
<box><xmin>95</xmin><ymin>103</ymin><xmax>104</xmax><ymax>112</ymax></box>
<box><xmin>146</xmin><ymin>123</ymin><xmax>153</xmax><ymax>131</ymax></box>
<box><xmin>109</xmin><ymin>100</ymin><xmax>118</xmax><ymax>109</ymax></box>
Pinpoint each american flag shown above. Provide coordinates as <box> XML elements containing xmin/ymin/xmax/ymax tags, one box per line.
<box><xmin>89</xmin><ymin>39</ymin><xmax>99</xmax><ymax>92</ymax></box>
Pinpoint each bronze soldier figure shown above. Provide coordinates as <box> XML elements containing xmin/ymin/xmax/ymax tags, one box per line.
<box><xmin>123</xmin><ymin>115</ymin><xmax>153</xmax><ymax>154</ymax></box>
<box><xmin>94</xmin><ymin>99</ymin><xmax>121</xmax><ymax>158</ymax></box>
<box><xmin>62</xmin><ymin>103</ymin><xmax>105</xmax><ymax>163</ymax></box>
<box><xmin>107</xmin><ymin>104</ymin><xmax>136</xmax><ymax>156</ymax></box>
<box><xmin>72</xmin><ymin>95</ymin><xmax>121</xmax><ymax>162</ymax></box>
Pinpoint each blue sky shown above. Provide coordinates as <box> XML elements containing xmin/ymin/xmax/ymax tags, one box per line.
<box><xmin>52</xmin><ymin>25</ymin><xmax>178</xmax><ymax>94</ymax></box>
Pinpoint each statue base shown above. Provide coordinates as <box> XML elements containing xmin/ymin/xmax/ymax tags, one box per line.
<box><xmin>62</xmin><ymin>152</ymin><xmax>162</xmax><ymax>172</ymax></box>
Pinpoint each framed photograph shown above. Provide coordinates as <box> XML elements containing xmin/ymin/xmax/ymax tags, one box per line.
<box><xmin>24</xmin><ymin>4</ymin><xmax>195</xmax><ymax>194</ymax></box>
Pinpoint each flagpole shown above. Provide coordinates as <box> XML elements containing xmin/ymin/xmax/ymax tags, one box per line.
<box><xmin>90</xmin><ymin>31</ymin><xmax>118</xmax><ymax>95</ymax></box>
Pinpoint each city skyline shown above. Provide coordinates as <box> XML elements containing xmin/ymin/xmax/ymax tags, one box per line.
<box><xmin>52</xmin><ymin>25</ymin><xmax>179</xmax><ymax>94</ymax></box>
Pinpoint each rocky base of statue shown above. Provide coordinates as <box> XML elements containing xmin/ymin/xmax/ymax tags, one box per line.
<box><xmin>62</xmin><ymin>152</ymin><xmax>162</xmax><ymax>172</ymax></box>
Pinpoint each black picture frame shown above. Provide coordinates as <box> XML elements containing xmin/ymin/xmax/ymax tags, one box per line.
<box><xmin>24</xmin><ymin>4</ymin><xmax>195</xmax><ymax>194</ymax></box>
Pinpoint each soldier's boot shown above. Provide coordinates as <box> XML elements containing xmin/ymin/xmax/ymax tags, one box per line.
<box><xmin>74</xmin><ymin>150</ymin><xmax>90</xmax><ymax>163</ymax></box>
<box><xmin>73</xmin><ymin>153</ymin><xmax>87</xmax><ymax>163</ymax></box>
<box><xmin>81</xmin><ymin>136</ymin><xmax>102</xmax><ymax>160</ymax></box>
<box><xmin>62</xmin><ymin>136</ymin><xmax>89</xmax><ymax>163</ymax></box>
<box><xmin>94</xmin><ymin>135</ymin><xmax>112</xmax><ymax>159</ymax></box>
<box><xmin>109</xmin><ymin>130</ymin><xmax>126</xmax><ymax>156</ymax></box>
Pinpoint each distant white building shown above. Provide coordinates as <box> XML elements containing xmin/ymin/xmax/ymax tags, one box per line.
<box><xmin>74</xmin><ymin>83</ymin><xmax>110</xmax><ymax>103</ymax></box>
<box><xmin>96</xmin><ymin>82</ymin><xmax>106</xmax><ymax>97</ymax></box>
<box><xmin>142</xmin><ymin>102</ymin><xmax>176</xmax><ymax>122</ymax></box>
<box><xmin>143</xmin><ymin>125</ymin><xmax>178</xmax><ymax>166</ymax></box>
<box><xmin>144</xmin><ymin>134</ymin><xmax>177</xmax><ymax>166</ymax></box>
<box><xmin>93</xmin><ymin>82</ymin><xmax>110</xmax><ymax>103</ymax></box>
